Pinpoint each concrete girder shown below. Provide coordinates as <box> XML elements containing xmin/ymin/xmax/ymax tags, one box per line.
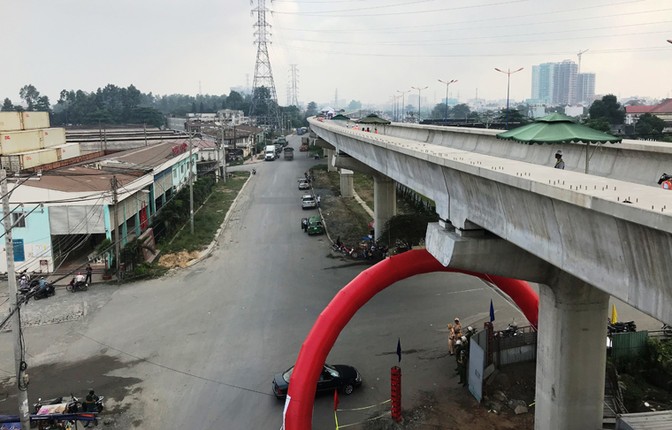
<box><xmin>308</xmin><ymin>120</ymin><xmax>672</xmax><ymax>325</ymax></box>
<box><xmin>314</xmin><ymin>137</ymin><xmax>335</xmax><ymax>150</ymax></box>
<box><xmin>425</xmin><ymin>222</ymin><xmax>552</xmax><ymax>282</ymax></box>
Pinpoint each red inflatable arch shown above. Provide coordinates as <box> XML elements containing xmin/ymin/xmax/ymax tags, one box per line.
<box><xmin>283</xmin><ymin>248</ymin><xmax>538</xmax><ymax>429</ymax></box>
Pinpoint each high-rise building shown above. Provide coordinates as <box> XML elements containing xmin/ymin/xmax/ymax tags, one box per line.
<box><xmin>531</xmin><ymin>60</ymin><xmax>592</xmax><ymax>106</ymax></box>
<box><xmin>576</xmin><ymin>73</ymin><xmax>596</xmax><ymax>104</ymax></box>
<box><xmin>531</xmin><ymin>63</ymin><xmax>555</xmax><ymax>104</ymax></box>
<box><xmin>553</xmin><ymin>60</ymin><xmax>578</xmax><ymax>105</ymax></box>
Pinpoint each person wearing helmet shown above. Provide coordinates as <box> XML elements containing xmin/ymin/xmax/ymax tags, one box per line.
<box><xmin>456</xmin><ymin>340</ymin><xmax>468</xmax><ymax>386</ymax></box>
<box><xmin>453</xmin><ymin>318</ymin><xmax>462</xmax><ymax>338</ymax></box>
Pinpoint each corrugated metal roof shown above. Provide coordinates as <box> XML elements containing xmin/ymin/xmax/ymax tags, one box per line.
<box><xmin>617</xmin><ymin>411</ymin><xmax>672</xmax><ymax>429</ymax></box>
<box><xmin>27</xmin><ymin>167</ymin><xmax>139</xmax><ymax>192</ymax></box>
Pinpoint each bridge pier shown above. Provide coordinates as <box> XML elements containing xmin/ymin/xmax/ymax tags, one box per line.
<box><xmin>426</xmin><ymin>222</ymin><xmax>609</xmax><ymax>430</ymax></box>
<box><xmin>325</xmin><ymin>149</ymin><xmax>337</xmax><ymax>172</ymax></box>
<box><xmin>339</xmin><ymin>169</ymin><xmax>354</xmax><ymax>197</ymax></box>
<box><xmin>536</xmin><ymin>275</ymin><xmax>609</xmax><ymax>430</ymax></box>
<box><xmin>373</xmin><ymin>175</ymin><xmax>396</xmax><ymax>240</ymax></box>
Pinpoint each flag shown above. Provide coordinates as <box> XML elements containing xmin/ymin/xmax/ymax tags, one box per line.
<box><xmin>489</xmin><ymin>299</ymin><xmax>495</xmax><ymax>322</ymax></box>
<box><xmin>611</xmin><ymin>304</ymin><xmax>618</xmax><ymax>324</ymax></box>
<box><xmin>396</xmin><ymin>338</ymin><xmax>402</xmax><ymax>363</ymax></box>
<box><xmin>333</xmin><ymin>389</ymin><xmax>339</xmax><ymax>411</ymax></box>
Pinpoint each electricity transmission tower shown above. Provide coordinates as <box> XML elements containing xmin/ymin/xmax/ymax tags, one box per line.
<box><xmin>250</xmin><ymin>0</ymin><xmax>279</xmax><ymax>128</ymax></box>
<box><xmin>288</xmin><ymin>64</ymin><xmax>299</xmax><ymax>107</ymax></box>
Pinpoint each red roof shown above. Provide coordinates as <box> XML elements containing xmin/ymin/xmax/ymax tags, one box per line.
<box><xmin>651</xmin><ymin>99</ymin><xmax>672</xmax><ymax>113</ymax></box>
<box><xmin>625</xmin><ymin>105</ymin><xmax>653</xmax><ymax>114</ymax></box>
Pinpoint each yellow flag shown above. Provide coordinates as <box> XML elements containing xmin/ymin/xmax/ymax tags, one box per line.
<box><xmin>611</xmin><ymin>304</ymin><xmax>618</xmax><ymax>324</ymax></box>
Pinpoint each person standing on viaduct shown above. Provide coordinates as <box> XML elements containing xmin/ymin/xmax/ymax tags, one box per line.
<box><xmin>554</xmin><ymin>150</ymin><xmax>565</xmax><ymax>169</ymax></box>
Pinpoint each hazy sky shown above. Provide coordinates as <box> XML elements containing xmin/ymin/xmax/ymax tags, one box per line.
<box><xmin>2</xmin><ymin>0</ymin><xmax>671</xmax><ymax>108</ymax></box>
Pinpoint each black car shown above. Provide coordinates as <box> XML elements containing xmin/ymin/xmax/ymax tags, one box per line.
<box><xmin>272</xmin><ymin>363</ymin><xmax>362</xmax><ymax>399</ymax></box>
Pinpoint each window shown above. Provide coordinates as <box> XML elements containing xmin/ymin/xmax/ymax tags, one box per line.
<box><xmin>11</xmin><ymin>212</ymin><xmax>25</xmax><ymax>228</ymax></box>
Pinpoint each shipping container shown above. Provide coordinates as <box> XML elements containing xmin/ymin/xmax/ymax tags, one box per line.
<box><xmin>0</xmin><ymin>130</ymin><xmax>42</xmax><ymax>154</ymax></box>
<box><xmin>21</xmin><ymin>112</ymin><xmax>50</xmax><ymax>130</ymax></box>
<box><xmin>0</xmin><ymin>112</ymin><xmax>23</xmax><ymax>132</ymax></box>
<box><xmin>55</xmin><ymin>142</ymin><xmax>81</xmax><ymax>161</ymax></box>
<box><xmin>40</xmin><ymin>128</ymin><xmax>66</xmax><ymax>148</ymax></box>
<box><xmin>0</xmin><ymin>148</ymin><xmax>59</xmax><ymax>172</ymax></box>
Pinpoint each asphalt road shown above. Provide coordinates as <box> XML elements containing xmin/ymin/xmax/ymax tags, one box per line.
<box><xmin>1</xmin><ymin>133</ymin><xmax>662</xmax><ymax>429</ymax></box>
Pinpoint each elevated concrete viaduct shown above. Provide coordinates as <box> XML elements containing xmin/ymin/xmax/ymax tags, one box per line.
<box><xmin>307</xmin><ymin>118</ymin><xmax>672</xmax><ymax>430</ymax></box>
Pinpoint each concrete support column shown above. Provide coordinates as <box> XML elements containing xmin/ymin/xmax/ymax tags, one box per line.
<box><xmin>535</xmin><ymin>274</ymin><xmax>609</xmax><ymax>430</ymax></box>
<box><xmin>373</xmin><ymin>175</ymin><xmax>396</xmax><ymax>240</ymax></box>
<box><xmin>325</xmin><ymin>149</ymin><xmax>337</xmax><ymax>172</ymax></box>
<box><xmin>339</xmin><ymin>169</ymin><xmax>354</xmax><ymax>197</ymax></box>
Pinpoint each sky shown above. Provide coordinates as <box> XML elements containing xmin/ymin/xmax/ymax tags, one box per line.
<box><xmin>2</xmin><ymin>0</ymin><xmax>671</xmax><ymax>109</ymax></box>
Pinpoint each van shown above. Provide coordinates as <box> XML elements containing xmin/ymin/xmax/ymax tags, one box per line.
<box><xmin>265</xmin><ymin>150</ymin><xmax>275</xmax><ymax>161</ymax></box>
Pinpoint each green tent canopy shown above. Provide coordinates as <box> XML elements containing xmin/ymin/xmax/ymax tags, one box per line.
<box><xmin>357</xmin><ymin>113</ymin><xmax>391</xmax><ymax>125</ymax></box>
<box><xmin>496</xmin><ymin>113</ymin><xmax>621</xmax><ymax>173</ymax></box>
<box><xmin>331</xmin><ymin>114</ymin><xmax>351</xmax><ymax>121</ymax></box>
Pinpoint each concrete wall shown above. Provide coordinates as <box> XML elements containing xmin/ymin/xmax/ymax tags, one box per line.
<box><xmin>0</xmin><ymin>205</ymin><xmax>53</xmax><ymax>273</ymax></box>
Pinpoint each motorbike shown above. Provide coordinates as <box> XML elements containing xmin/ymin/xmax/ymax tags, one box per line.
<box><xmin>33</xmin><ymin>394</ymin><xmax>81</xmax><ymax>415</ymax></box>
<box><xmin>663</xmin><ymin>324</ymin><xmax>672</xmax><ymax>336</ymax></box>
<box><xmin>22</xmin><ymin>279</ymin><xmax>55</xmax><ymax>300</ymax></box>
<box><xmin>252</xmin><ymin>168</ymin><xmax>256</xmax><ymax>175</ymax></box>
<box><xmin>496</xmin><ymin>323</ymin><xmax>522</xmax><ymax>338</ymax></box>
<box><xmin>607</xmin><ymin>320</ymin><xmax>637</xmax><ymax>335</ymax></box>
<box><xmin>67</xmin><ymin>278</ymin><xmax>89</xmax><ymax>293</ymax></box>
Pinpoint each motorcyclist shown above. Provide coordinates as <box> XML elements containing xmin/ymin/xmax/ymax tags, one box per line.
<box><xmin>658</xmin><ymin>173</ymin><xmax>672</xmax><ymax>189</ymax></box>
<box><xmin>252</xmin><ymin>168</ymin><xmax>256</xmax><ymax>175</ymax></box>
<box><xmin>37</xmin><ymin>277</ymin><xmax>48</xmax><ymax>293</ymax></box>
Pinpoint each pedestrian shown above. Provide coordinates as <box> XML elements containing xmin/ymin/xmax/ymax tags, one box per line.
<box><xmin>554</xmin><ymin>150</ymin><xmax>565</xmax><ymax>169</ymax></box>
<box><xmin>366</xmin><ymin>127</ymin><xmax>370</xmax><ymax>132</ymax></box>
<box><xmin>374</xmin><ymin>128</ymin><xmax>378</xmax><ymax>134</ymax></box>
<box><xmin>453</xmin><ymin>317</ymin><xmax>462</xmax><ymax>338</ymax></box>
<box><xmin>447</xmin><ymin>323</ymin><xmax>456</xmax><ymax>355</ymax></box>
<box><xmin>456</xmin><ymin>341</ymin><xmax>468</xmax><ymax>386</ymax></box>
<box><xmin>316</xmin><ymin>195</ymin><xmax>321</xmax><ymax>207</ymax></box>
<box><xmin>85</xmin><ymin>263</ymin><xmax>93</xmax><ymax>285</ymax></box>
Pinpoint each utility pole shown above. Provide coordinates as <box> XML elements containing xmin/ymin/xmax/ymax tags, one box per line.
<box><xmin>188</xmin><ymin>133</ymin><xmax>194</xmax><ymax>235</ymax></box>
<box><xmin>411</xmin><ymin>85</ymin><xmax>428</xmax><ymax>122</ymax></box>
<box><xmin>143</xmin><ymin>123</ymin><xmax>148</xmax><ymax>147</ymax></box>
<box><xmin>111</xmin><ymin>175</ymin><xmax>120</xmax><ymax>283</ymax></box>
<box><xmin>1</xmin><ymin>169</ymin><xmax>30</xmax><ymax>429</ymax></box>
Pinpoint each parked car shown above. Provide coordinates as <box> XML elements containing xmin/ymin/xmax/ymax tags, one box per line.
<box><xmin>272</xmin><ymin>363</ymin><xmax>362</xmax><ymax>399</ymax></box>
<box><xmin>305</xmin><ymin>215</ymin><xmax>324</xmax><ymax>235</ymax></box>
<box><xmin>301</xmin><ymin>194</ymin><xmax>317</xmax><ymax>209</ymax></box>
<box><xmin>298</xmin><ymin>180</ymin><xmax>310</xmax><ymax>190</ymax></box>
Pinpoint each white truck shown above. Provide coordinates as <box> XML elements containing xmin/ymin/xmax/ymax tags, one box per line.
<box><xmin>264</xmin><ymin>144</ymin><xmax>276</xmax><ymax>161</ymax></box>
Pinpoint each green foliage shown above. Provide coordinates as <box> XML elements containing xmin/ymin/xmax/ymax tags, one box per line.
<box><xmin>451</xmin><ymin>103</ymin><xmax>471</xmax><ymax>119</ymax></box>
<box><xmin>305</xmin><ymin>101</ymin><xmax>318</xmax><ymax>117</ymax></box>
<box><xmin>431</xmin><ymin>103</ymin><xmax>450</xmax><ymax>119</ymax></box>
<box><xmin>19</xmin><ymin>84</ymin><xmax>50</xmax><ymax>112</ymax></box>
<box><xmin>584</xmin><ymin>118</ymin><xmax>611</xmax><ymax>133</ymax></box>
<box><xmin>1</xmin><ymin>98</ymin><xmax>14</xmax><ymax>111</ymax></box>
<box><xmin>95</xmin><ymin>238</ymin><xmax>112</xmax><ymax>255</ymax></box>
<box><xmin>635</xmin><ymin>113</ymin><xmax>665</xmax><ymax>139</ymax></box>
<box><xmin>151</xmin><ymin>177</ymin><xmax>215</xmax><ymax>241</ymax></box>
<box><xmin>378</xmin><ymin>213</ymin><xmax>438</xmax><ymax>247</ymax></box>
<box><xmin>589</xmin><ymin>94</ymin><xmax>625</xmax><ymax>125</ymax></box>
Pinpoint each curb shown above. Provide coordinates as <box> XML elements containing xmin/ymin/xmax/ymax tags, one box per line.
<box><xmin>186</xmin><ymin>173</ymin><xmax>253</xmax><ymax>267</ymax></box>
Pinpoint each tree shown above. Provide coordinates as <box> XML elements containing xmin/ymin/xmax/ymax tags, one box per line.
<box><xmin>451</xmin><ymin>103</ymin><xmax>471</xmax><ymax>119</ymax></box>
<box><xmin>584</xmin><ymin>118</ymin><xmax>610</xmax><ymax>133</ymax></box>
<box><xmin>19</xmin><ymin>84</ymin><xmax>50</xmax><ymax>112</ymax></box>
<box><xmin>226</xmin><ymin>91</ymin><xmax>244</xmax><ymax>111</ymax></box>
<box><xmin>635</xmin><ymin>113</ymin><xmax>665</xmax><ymax>139</ymax></box>
<box><xmin>305</xmin><ymin>101</ymin><xmax>318</xmax><ymax>117</ymax></box>
<box><xmin>1</xmin><ymin>98</ymin><xmax>14</xmax><ymax>111</ymax></box>
<box><xmin>347</xmin><ymin>100</ymin><xmax>362</xmax><ymax>111</ymax></box>
<box><xmin>589</xmin><ymin>94</ymin><xmax>624</xmax><ymax>125</ymax></box>
<box><xmin>430</xmin><ymin>103</ymin><xmax>449</xmax><ymax>119</ymax></box>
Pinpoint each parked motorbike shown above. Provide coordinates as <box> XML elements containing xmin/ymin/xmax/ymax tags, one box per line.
<box><xmin>496</xmin><ymin>323</ymin><xmax>522</xmax><ymax>338</ymax></box>
<box><xmin>33</xmin><ymin>394</ymin><xmax>81</xmax><ymax>415</ymax></box>
<box><xmin>663</xmin><ymin>324</ymin><xmax>672</xmax><ymax>337</ymax></box>
<box><xmin>607</xmin><ymin>320</ymin><xmax>637</xmax><ymax>335</ymax></box>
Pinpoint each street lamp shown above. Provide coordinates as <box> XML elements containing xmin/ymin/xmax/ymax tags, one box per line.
<box><xmin>397</xmin><ymin>89</ymin><xmax>410</xmax><ymax>122</ymax></box>
<box><xmin>494</xmin><ymin>67</ymin><xmax>524</xmax><ymax>129</ymax></box>
<box><xmin>438</xmin><ymin>79</ymin><xmax>458</xmax><ymax>122</ymax></box>
<box><xmin>411</xmin><ymin>85</ymin><xmax>428</xmax><ymax>122</ymax></box>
